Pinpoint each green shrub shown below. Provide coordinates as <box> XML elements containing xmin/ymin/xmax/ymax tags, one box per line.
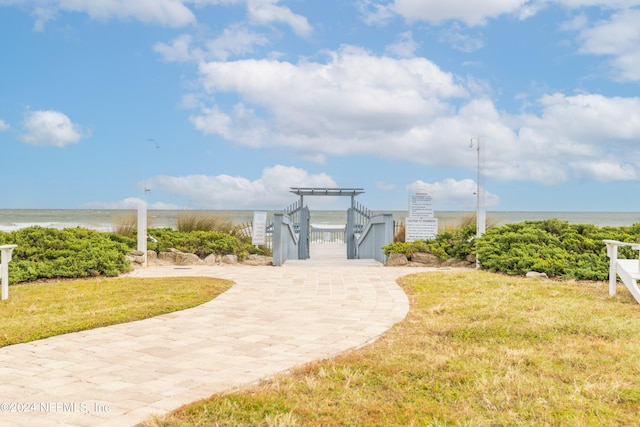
<box><xmin>0</xmin><ymin>224</ymin><xmax>269</xmax><ymax>285</ymax></box>
<box><xmin>146</xmin><ymin>227</ymin><xmax>267</xmax><ymax>259</ymax></box>
<box><xmin>476</xmin><ymin>220</ymin><xmax>640</xmax><ymax>280</ymax></box>
<box><xmin>0</xmin><ymin>226</ymin><xmax>133</xmax><ymax>284</ymax></box>
<box><xmin>383</xmin><ymin>219</ymin><xmax>640</xmax><ymax>281</ymax></box>
<box><xmin>383</xmin><ymin>224</ymin><xmax>476</xmax><ymax>261</ymax></box>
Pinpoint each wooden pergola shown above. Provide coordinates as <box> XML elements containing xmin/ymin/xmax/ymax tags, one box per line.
<box><xmin>289</xmin><ymin>187</ymin><xmax>366</xmax><ymax>260</ymax></box>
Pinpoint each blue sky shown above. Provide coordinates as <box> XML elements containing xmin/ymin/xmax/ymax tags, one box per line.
<box><xmin>1</xmin><ymin>0</ymin><xmax>639</xmax><ymax>212</ymax></box>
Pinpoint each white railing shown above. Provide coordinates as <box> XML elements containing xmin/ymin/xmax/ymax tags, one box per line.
<box><xmin>310</xmin><ymin>225</ymin><xmax>345</xmax><ymax>244</ymax></box>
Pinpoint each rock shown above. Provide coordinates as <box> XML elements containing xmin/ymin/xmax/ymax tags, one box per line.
<box><xmin>242</xmin><ymin>254</ymin><xmax>272</xmax><ymax>266</ymax></box>
<box><xmin>158</xmin><ymin>252</ymin><xmax>177</xmax><ymax>263</ymax></box>
<box><xmin>127</xmin><ymin>255</ymin><xmax>145</xmax><ymax>265</ymax></box>
<box><xmin>204</xmin><ymin>254</ymin><xmax>219</xmax><ymax>265</ymax></box>
<box><xmin>386</xmin><ymin>252</ymin><xmax>409</xmax><ymax>266</ymax></box>
<box><xmin>130</xmin><ymin>250</ymin><xmax>145</xmax><ymax>257</ymax></box>
<box><xmin>175</xmin><ymin>252</ymin><xmax>202</xmax><ymax>266</ymax></box>
<box><xmin>221</xmin><ymin>254</ymin><xmax>238</xmax><ymax>265</ymax></box>
<box><xmin>411</xmin><ymin>252</ymin><xmax>441</xmax><ymax>266</ymax></box>
<box><xmin>442</xmin><ymin>258</ymin><xmax>474</xmax><ymax>268</ymax></box>
<box><xmin>526</xmin><ymin>271</ymin><xmax>549</xmax><ymax>279</ymax></box>
<box><xmin>147</xmin><ymin>251</ymin><xmax>157</xmax><ymax>262</ymax></box>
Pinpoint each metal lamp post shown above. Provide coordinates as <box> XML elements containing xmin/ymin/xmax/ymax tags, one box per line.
<box><xmin>470</xmin><ymin>137</ymin><xmax>486</xmax><ymax>238</ymax></box>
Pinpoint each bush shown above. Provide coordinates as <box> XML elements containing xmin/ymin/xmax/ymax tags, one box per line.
<box><xmin>146</xmin><ymin>227</ymin><xmax>268</xmax><ymax>260</ymax></box>
<box><xmin>383</xmin><ymin>224</ymin><xmax>476</xmax><ymax>261</ymax></box>
<box><xmin>0</xmin><ymin>223</ymin><xmax>271</xmax><ymax>285</ymax></box>
<box><xmin>383</xmin><ymin>219</ymin><xmax>640</xmax><ymax>281</ymax></box>
<box><xmin>0</xmin><ymin>226</ymin><xmax>133</xmax><ymax>284</ymax></box>
<box><xmin>476</xmin><ymin>219</ymin><xmax>640</xmax><ymax>280</ymax></box>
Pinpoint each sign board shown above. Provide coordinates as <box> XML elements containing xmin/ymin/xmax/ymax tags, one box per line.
<box><xmin>405</xmin><ymin>217</ymin><xmax>438</xmax><ymax>242</ymax></box>
<box><xmin>251</xmin><ymin>211</ymin><xmax>268</xmax><ymax>245</ymax></box>
<box><xmin>409</xmin><ymin>188</ymin><xmax>434</xmax><ymax>218</ymax></box>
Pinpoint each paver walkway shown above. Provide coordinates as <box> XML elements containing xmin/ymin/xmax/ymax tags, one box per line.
<box><xmin>0</xmin><ymin>251</ymin><xmax>438</xmax><ymax>427</ymax></box>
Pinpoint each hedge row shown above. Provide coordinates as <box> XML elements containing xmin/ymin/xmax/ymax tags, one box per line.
<box><xmin>0</xmin><ymin>226</ymin><xmax>269</xmax><ymax>284</ymax></box>
<box><xmin>5</xmin><ymin>220</ymin><xmax>639</xmax><ymax>284</ymax></box>
<box><xmin>476</xmin><ymin>219</ymin><xmax>640</xmax><ymax>280</ymax></box>
<box><xmin>0</xmin><ymin>227</ymin><xmax>133</xmax><ymax>283</ymax></box>
<box><xmin>385</xmin><ymin>219</ymin><xmax>640</xmax><ymax>281</ymax></box>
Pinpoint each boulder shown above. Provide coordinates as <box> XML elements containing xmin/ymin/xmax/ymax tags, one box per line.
<box><xmin>526</xmin><ymin>271</ymin><xmax>549</xmax><ymax>279</ymax></box>
<box><xmin>242</xmin><ymin>254</ymin><xmax>272</xmax><ymax>266</ymax></box>
<box><xmin>442</xmin><ymin>258</ymin><xmax>474</xmax><ymax>268</ymax></box>
<box><xmin>221</xmin><ymin>254</ymin><xmax>238</xmax><ymax>265</ymax></box>
<box><xmin>386</xmin><ymin>252</ymin><xmax>409</xmax><ymax>266</ymax></box>
<box><xmin>411</xmin><ymin>252</ymin><xmax>441</xmax><ymax>266</ymax></box>
<box><xmin>127</xmin><ymin>255</ymin><xmax>146</xmax><ymax>265</ymax></box>
<box><xmin>158</xmin><ymin>252</ymin><xmax>177</xmax><ymax>263</ymax></box>
<box><xmin>175</xmin><ymin>252</ymin><xmax>202</xmax><ymax>266</ymax></box>
<box><xmin>204</xmin><ymin>254</ymin><xmax>219</xmax><ymax>265</ymax></box>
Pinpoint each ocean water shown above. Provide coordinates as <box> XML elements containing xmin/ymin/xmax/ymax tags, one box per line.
<box><xmin>1</xmin><ymin>209</ymin><xmax>640</xmax><ymax>232</ymax></box>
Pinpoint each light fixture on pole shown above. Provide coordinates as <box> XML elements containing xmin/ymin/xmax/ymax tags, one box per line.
<box><xmin>470</xmin><ymin>137</ymin><xmax>486</xmax><ymax>238</ymax></box>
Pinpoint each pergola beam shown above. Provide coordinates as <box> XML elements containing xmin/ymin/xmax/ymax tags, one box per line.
<box><xmin>289</xmin><ymin>187</ymin><xmax>365</xmax><ymax>197</ymax></box>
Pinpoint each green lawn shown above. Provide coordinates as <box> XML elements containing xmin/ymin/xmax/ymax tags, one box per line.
<box><xmin>0</xmin><ymin>276</ymin><xmax>232</xmax><ymax>347</ymax></box>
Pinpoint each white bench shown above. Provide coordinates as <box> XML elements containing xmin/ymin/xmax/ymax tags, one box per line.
<box><xmin>603</xmin><ymin>240</ymin><xmax>640</xmax><ymax>304</ymax></box>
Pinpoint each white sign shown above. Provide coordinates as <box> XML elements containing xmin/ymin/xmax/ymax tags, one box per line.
<box><xmin>252</xmin><ymin>211</ymin><xmax>268</xmax><ymax>245</ymax></box>
<box><xmin>409</xmin><ymin>188</ymin><xmax>434</xmax><ymax>218</ymax></box>
<box><xmin>405</xmin><ymin>217</ymin><xmax>438</xmax><ymax>242</ymax></box>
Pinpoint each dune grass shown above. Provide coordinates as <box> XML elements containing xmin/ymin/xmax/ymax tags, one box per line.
<box><xmin>177</xmin><ymin>211</ymin><xmax>235</xmax><ymax>233</ymax></box>
<box><xmin>0</xmin><ymin>277</ymin><xmax>232</xmax><ymax>347</ymax></box>
<box><xmin>153</xmin><ymin>271</ymin><xmax>640</xmax><ymax>427</ymax></box>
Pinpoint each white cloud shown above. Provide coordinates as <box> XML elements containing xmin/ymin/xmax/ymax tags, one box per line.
<box><xmin>0</xmin><ymin>119</ymin><xmax>9</xmax><ymax>131</ymax></box>
<box><xmin>144</xmin><ymin>165</ymin><xmax>337</xmax><ymax>209</ymax></box>
<box><xmin>387</xmin><ymin>0</ymin><xmax>530</xmax><ymax>26</ymax></box>
<box><xmin>357</xmin><ymin>0</ymin><xmax>396</xmax><ymax>25</ymax></box>
<box><xmin>19</xmin><ymin>110</ymin><xmax>88</xmax><ymax>147</ymax></box>
<box><xmin>569</xmin><ymin>161</ymin><xmax>638</xmax><ymax>181</ymax></box>
<box><xmin>574</xmin><ymin>9</ymin><xmax>640</xmax><ymax>81</ymax></box>
<box><xmin>385</xmin><ymin>31</ymin><xmax>419</xmax><ymax>58</ymax></box>
<box><xmin>192</xmin><ymin>46</ymin><xmax>469</xmax><ymax>156</ymax></box>
<box><xmin>438</xmin><ymin>24</ymin><xmax>484</xmax><ymax>52</ymax></box>
<box><xmin>205</xmin><ymin>24</ymin><xmax>270</xmax><ymax>60</ymax></box>
<box><xmin>60</xmin><ymin>0</ymin><xmax>195</xmax><ymax>27</ymax></box>
<box><xmin>187</xmin><ymin>46</ymin><xmax>640</xmax><ymax>186</ymax></box>
<box><xmin>246</xmin><ymin>0</ymin><xmax>313</xmax><ymax>37</ymax></box>
<box><xmin>409</xmin><ymin>179</ymin><xmax>501</xmax><ymax>210</ymax></box>
<box><xmin>503</xmin><ymin>93</ymin><xmax>640</xmax><ymax>183</ymax></box>
<box><xmin>154</xmin><ymin>34</ymin><xmax>199</xmax><ymax>62</ymax></box>
<box><xmin>32</xmin><ymin>6</ymin><xmax>57</xmax><ymax>31</ymax></box>
<box><xmin>361</xmin><ymin>0</ymin><xmax>640</xmax><ymax>27</ymax></box>
<box><xmin>8</xmin><ymin>0</ymin><xmax>197</xmax><ymax>29</ymax></box>
<box><xmin>154</xmin><ymin>26</ymin><xmax>270</xmax><ymax>62</ymax></box>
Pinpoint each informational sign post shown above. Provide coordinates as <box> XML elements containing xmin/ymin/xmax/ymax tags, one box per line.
<box><xmin>409</xmin><ymin>189</ymin><xmax>434</xmax><ymax>217</ymax></box>
<box><xmin>405</xmin><ymin>186</ymin><xmax>438</xmax><ymax>242</ymax></box>
<box><xmin>252</xmin><ymin>211</ymin><xmax>268</xmax><ymax>246</ymax></box>
<box><xmin>405</xmin><ymin>217</ymin><xmax>438</xmax><ymax>242</ymax></box>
